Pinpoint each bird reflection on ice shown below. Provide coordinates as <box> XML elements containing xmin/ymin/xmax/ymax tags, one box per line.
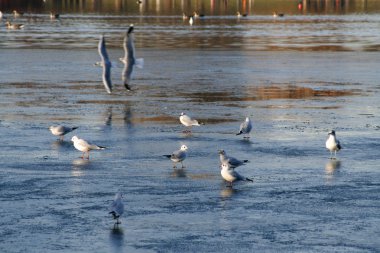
<box><xmin>325</xmin><ymin>159</ymin><xmax>341</xmax><ymax>182</ymax></box>
<box><xmin>109</xmin><ymin>227</ymin><xmax>124</xmax><ymax>252</ymax></box>
<box><xmin>171</xmin><ymin>168</ymin><xmax>187</xmax><ymax>178</ymax></box>
<box><xmin>71</xmin><ymin>159</ymin><xmax>91</xmax><ymax>176</ymax></box>
<box><xmin>220</xmin><ymin>187</ymin><xmax>238</xmax><ymax>198</ymax></box>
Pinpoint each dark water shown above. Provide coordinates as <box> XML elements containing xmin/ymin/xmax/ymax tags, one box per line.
<box><xmin>1</xmin><ymin>2</ymin><xmax>380</xmax><ymax>253</ymax></box>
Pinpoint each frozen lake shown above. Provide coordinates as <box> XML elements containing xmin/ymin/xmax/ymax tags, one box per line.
<box><xmin>0</xmin><ymin>7</ymin><xmax>380</xmax><ymax>253</ymax></box>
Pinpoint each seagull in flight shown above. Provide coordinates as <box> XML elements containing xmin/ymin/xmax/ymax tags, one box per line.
<box><xmin>121</xmin><ymin>24</ymin><xmax>144</xmax><ymax>91</ymax></box>
<box><xmin>98</xmin><ymin>35</ymin><xmax>112</xmax><ymax>94</ymax></box>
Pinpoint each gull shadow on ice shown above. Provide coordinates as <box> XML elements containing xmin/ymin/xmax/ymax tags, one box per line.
<box><xmin>109</xmin><ymin>227</ymin><xmax>124</xmax><ymax>252</ymax></box>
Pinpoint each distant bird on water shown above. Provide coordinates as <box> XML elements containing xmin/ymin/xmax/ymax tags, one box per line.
<box><xmin>121</xmin><ymin>24</ymin><xmax>144</xmax><ymax>91</ymax></box>
<box><xmin>49</xmin><ymin>125</ymin><xmax>78</xmax><ymax>141</ymax></box>
<box><xmin>273</xmin><ymin>12</ymin><xmax>285</xmax><ymax>18</ymax></box>
<box><xmin>71</xmin><ymin>136</ymin><xmax>106</xmax><ymax>159</ymax></box>
<box><xmin>50</xmin><ymin>12</ymin><xmax>60</xmax><ymax>19</ymax></box>
<box><xmin>237</xmin><ymin>11</ymin><xmax>247</xmax><ymax>18</ymax></box>
<box><xmin>220</xmin><ymin>162</ymin><xmax>253</xmax><ymax>187</ymax></box>
<box><xmin>0</xmin><ymin>11</ymin><xmax>3</xmax><ymax>19</ymax></box>
<box><xmin>5</xmin><ymin>21</ymin><xmax>24</xmax><ymax>29</ymax></box>
<box><xmin>13</xmin><ymin>10</ymin><xmax>24</xmax><ymax>17</ymax></box>
<box><xmin>109</xmin><ymin>192</ymin><xmax>124</xmax><ymax>227</ymax></box>
<box><xmin>236</xmin><ymin>117</ymin><xmax>252</xmax><ymax>138</ymax></box>
<box><xmin>325</xmin><ymin>130</ymin><xmax>342</xmax><ymax>159</ymax></box>
<box><xmin>98</xmin><ymin>35</ymin><xmax>112</xmax><ymax>94</ymax></box>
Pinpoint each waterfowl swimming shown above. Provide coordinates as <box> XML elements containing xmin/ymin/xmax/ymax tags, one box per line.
<box><xmin>273</xmin><ymin>12</ymin><xmax>285</xmax><ymax>18</ymax></box>
<box><xmin>237</xmin><ymin>11</ymin><xmax>247</xmax><ymax>17</ymax></box>
<box><xmin>6</xmin><ymin>21</ymin><xmax>24</xmax><ymax>29</ymax></box>
<box><xmin>50</xmin><ymin>12</ymin><xmax>60</xmax><ymax>19</ymax></box>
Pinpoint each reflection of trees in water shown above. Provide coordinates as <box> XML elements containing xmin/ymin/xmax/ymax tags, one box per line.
<box><xmin>2</xmin><ymin>0</ymin><xmax>376</xmax><ymax>15</ymax></box>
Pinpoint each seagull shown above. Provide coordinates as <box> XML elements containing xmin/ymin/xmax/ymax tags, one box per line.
<box><xmin>13</xmin><ymin>10</ymin><xmax>24</xmax><ymax>17</ymax></box>
<box><xmin>49</xmin><ymin>125</ymin><xmax>78</xmax><ymax>141</ymax></box>
<box><xmin>236</xmin><ymin>117</ymin><xmax>252</xmax><ymax>138</ymax></box>
<box><xmin>98</xmin><ymin>35</ymin><xmax>112</xmax><ymax>94</ymax></box>
<box><xmin>193</xmin><ymin>11</ymin><xmax>204</xmax><ymax>18</ymax></box>
<box><xmin>237</xmin><ymin>11</ymin><xmax>247</xmax><ymax>18</ymax></box>
<box><xmin>121</xmin><ymin>24</ymin><xmax>144</xmax><ymax>91</ymax></box>
<box><xmin>0</xmin><ymin>11</ymin><xmax>3</xmax><ymax>19</ymax></box>
<box><xmin>218</xmin><ymin>150</ymin><xmax>249</xmax><ymax>169</ymax></box>
<box><xmin>220</xmin><ymin>162</ymin><xmax>253</xmax><ymax>187</ymax></box>
<box><xmin>71</xmin><ymin>136</ymin><xmax>106</xmax><ymax>159</ymax></box>
<box><xmin>5</xmin><ymin>21</ymin><xmax>24</xmax><ymax>29</ymax></box>
<box><xmin>163</xmin><ymin>145</ymin><xmax>188</xmax><ymax>168</ymax></box>
<box><xmin>326</xmin><ymin>130</ymin><xmax>342</xmax><ymax>159</ymax></box>
<box><xmin>273</xmin><ymin>12</ymin><xmax>285</xmax><ymax>18</ymax></box>
<box><xmin>189</xmin><ymin>16</ymin><xmax>194</xmax><ymax>25</ymax></box>
<box><xmin>179</xmin><ymin>112</ymin><xmax>201</xmax><ymax>133</ymax></box>
<box><xmin>109</xmin><ymin>192</ymin><xmax>124</xmax><ymax>227</ymax></box>
<box><xmin>50</xmin><ymin>12</ymin><xmax>60</xmax><ymax>19</ymax></box>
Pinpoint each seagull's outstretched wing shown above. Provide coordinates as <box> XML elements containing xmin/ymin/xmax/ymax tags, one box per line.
<box><xmin>98</xmin><ymin>35</ymin><xmax>112</xmax><ymax>94</ymax></box>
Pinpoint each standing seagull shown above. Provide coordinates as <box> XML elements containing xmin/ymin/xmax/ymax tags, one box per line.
<box><xmin>49</xmin><ymin>125</ymin><xmax>78</xmax><ymax>141</ymax></box>
<box><xmin>164</xmin><ymin>145</ymin><xmax>188</xmax><ymax>168</ymax></box>
<box><xmin>236</xmin><ymin>117</ymin><xmax>252</xmax><ymax>138</ymax></box>
<box><xmin>121</xmin><ymin>24</ymin><xmax>144</xmax><ymax>91</ymax></box>
<box><xmin>220</xmin><ymin>162</ymin><xmax>253</xmax><ymax>188</ymax></box>
<box><xmin>218</xmin><ymin>150</ymin><xmax>248</xmax><ymax>169</ymax></box>
<box><xmin>326</xmin><ymin>130</ymin><xmax>342</xmax><ymax>159</ymax></box>
<box><xmin>71</xmin><ymin>136</ymin><xmax>106</xmax><ymax>159</ymax></box>
<box><xmin>179</xmin><ymin>112</ymin><xmax>201</xmax><ymax>133</ymax></box>
<box><xmin>98</xmin><ymin>35</ymin><xmax>112</xmax><ymax>94</ymax></box>
<box><xmin>109</xmin><ymin>192</ymin><xmax>124</xmax><ymax>227</ymax></box>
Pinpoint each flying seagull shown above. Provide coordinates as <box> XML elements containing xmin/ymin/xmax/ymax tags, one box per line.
<box><xmin>98</xmin><ymin>35</ymin><xmax>112</xmax><ymax>94</ymax></box>
<box><xmin>121</xmin><ymin>24</ymin><xmax>144</xmax><ymax>91</ymax></box>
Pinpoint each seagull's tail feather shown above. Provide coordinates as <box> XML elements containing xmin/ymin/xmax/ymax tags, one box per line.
<box><xmin>236</xmin><ymin>131</ymin><xmax>243</xmax><ymax>136</ymax></box>
<box><xmin>72</xmin><ymin>127</ymin><xmax>78</xmax><ymax>131</ymax></box>
<box><xmin>97</xmin><ymin>146</ymin><xmax>106</xmax><ymax>150</ymax></box>
<box><xmin>243</xmin><ymin>160</ymin><xmax>249</xmax><ymax>163</ymax></box>
<box><xmin>246</xmin><ymin>177</ymin><xmax>253</xmax><ymax>182</ymax></box>
<box><xmin>135</xmin><ymin>58</ymin><xmax>144</xmax><ymax>69</ymax></box>
<box><xmin>124</xmin><ymin>83</ymin><xmax>131</xmax><ymax>91</ymax></box>
<box><xmin>163</xmin><ymin>155</ymin><xmax>171</xmax><ymax>158</ymax></box>
<box><xmin>337</xmin><ymin>143</ymin><xmax>342</xmax><ymax>150</ymax></box>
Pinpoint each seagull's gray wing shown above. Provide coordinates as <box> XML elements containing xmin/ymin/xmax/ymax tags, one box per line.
<box><xmin>171</xmin><ymin>150</ymin><xmax>186</xmax><ymax>162</ymax></box>
<box><xmin>98</xmin><ymin>35</ymin><xmax>112</xmax><ymax>94</ymax></box>
<box><xmin>228</xmin><ymin>157</ymin><xmax>246</xmax><ymax>168</ymax></box>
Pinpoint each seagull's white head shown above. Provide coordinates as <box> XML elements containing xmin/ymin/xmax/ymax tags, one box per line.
<box><xmin>71</xmin><ymin>136</ymin><xmax>79</xmax><ymax>142</ymax></box>
<box><xmin>328</xmin><ymin>130</ymin><xmax>336</xmax><ymax>136</ymax></box>
<box><xmin>180</xmin><ymin>112</ymin><xmax>186</xmax><ymax>116</ymax></box>
<box><xmin>180</xmin><ymin>145</ymin><xmax>188</xmax><ymax>151</ymax></box>
<box><xmin>245</xmin><ymin>117</ymin><xmax>250</xmax><ymax>122</ymax></box>
<box><xmin>218</xmin><ymin>149</ymin><xmax>226</xmax><ymax>155</ymax></box>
